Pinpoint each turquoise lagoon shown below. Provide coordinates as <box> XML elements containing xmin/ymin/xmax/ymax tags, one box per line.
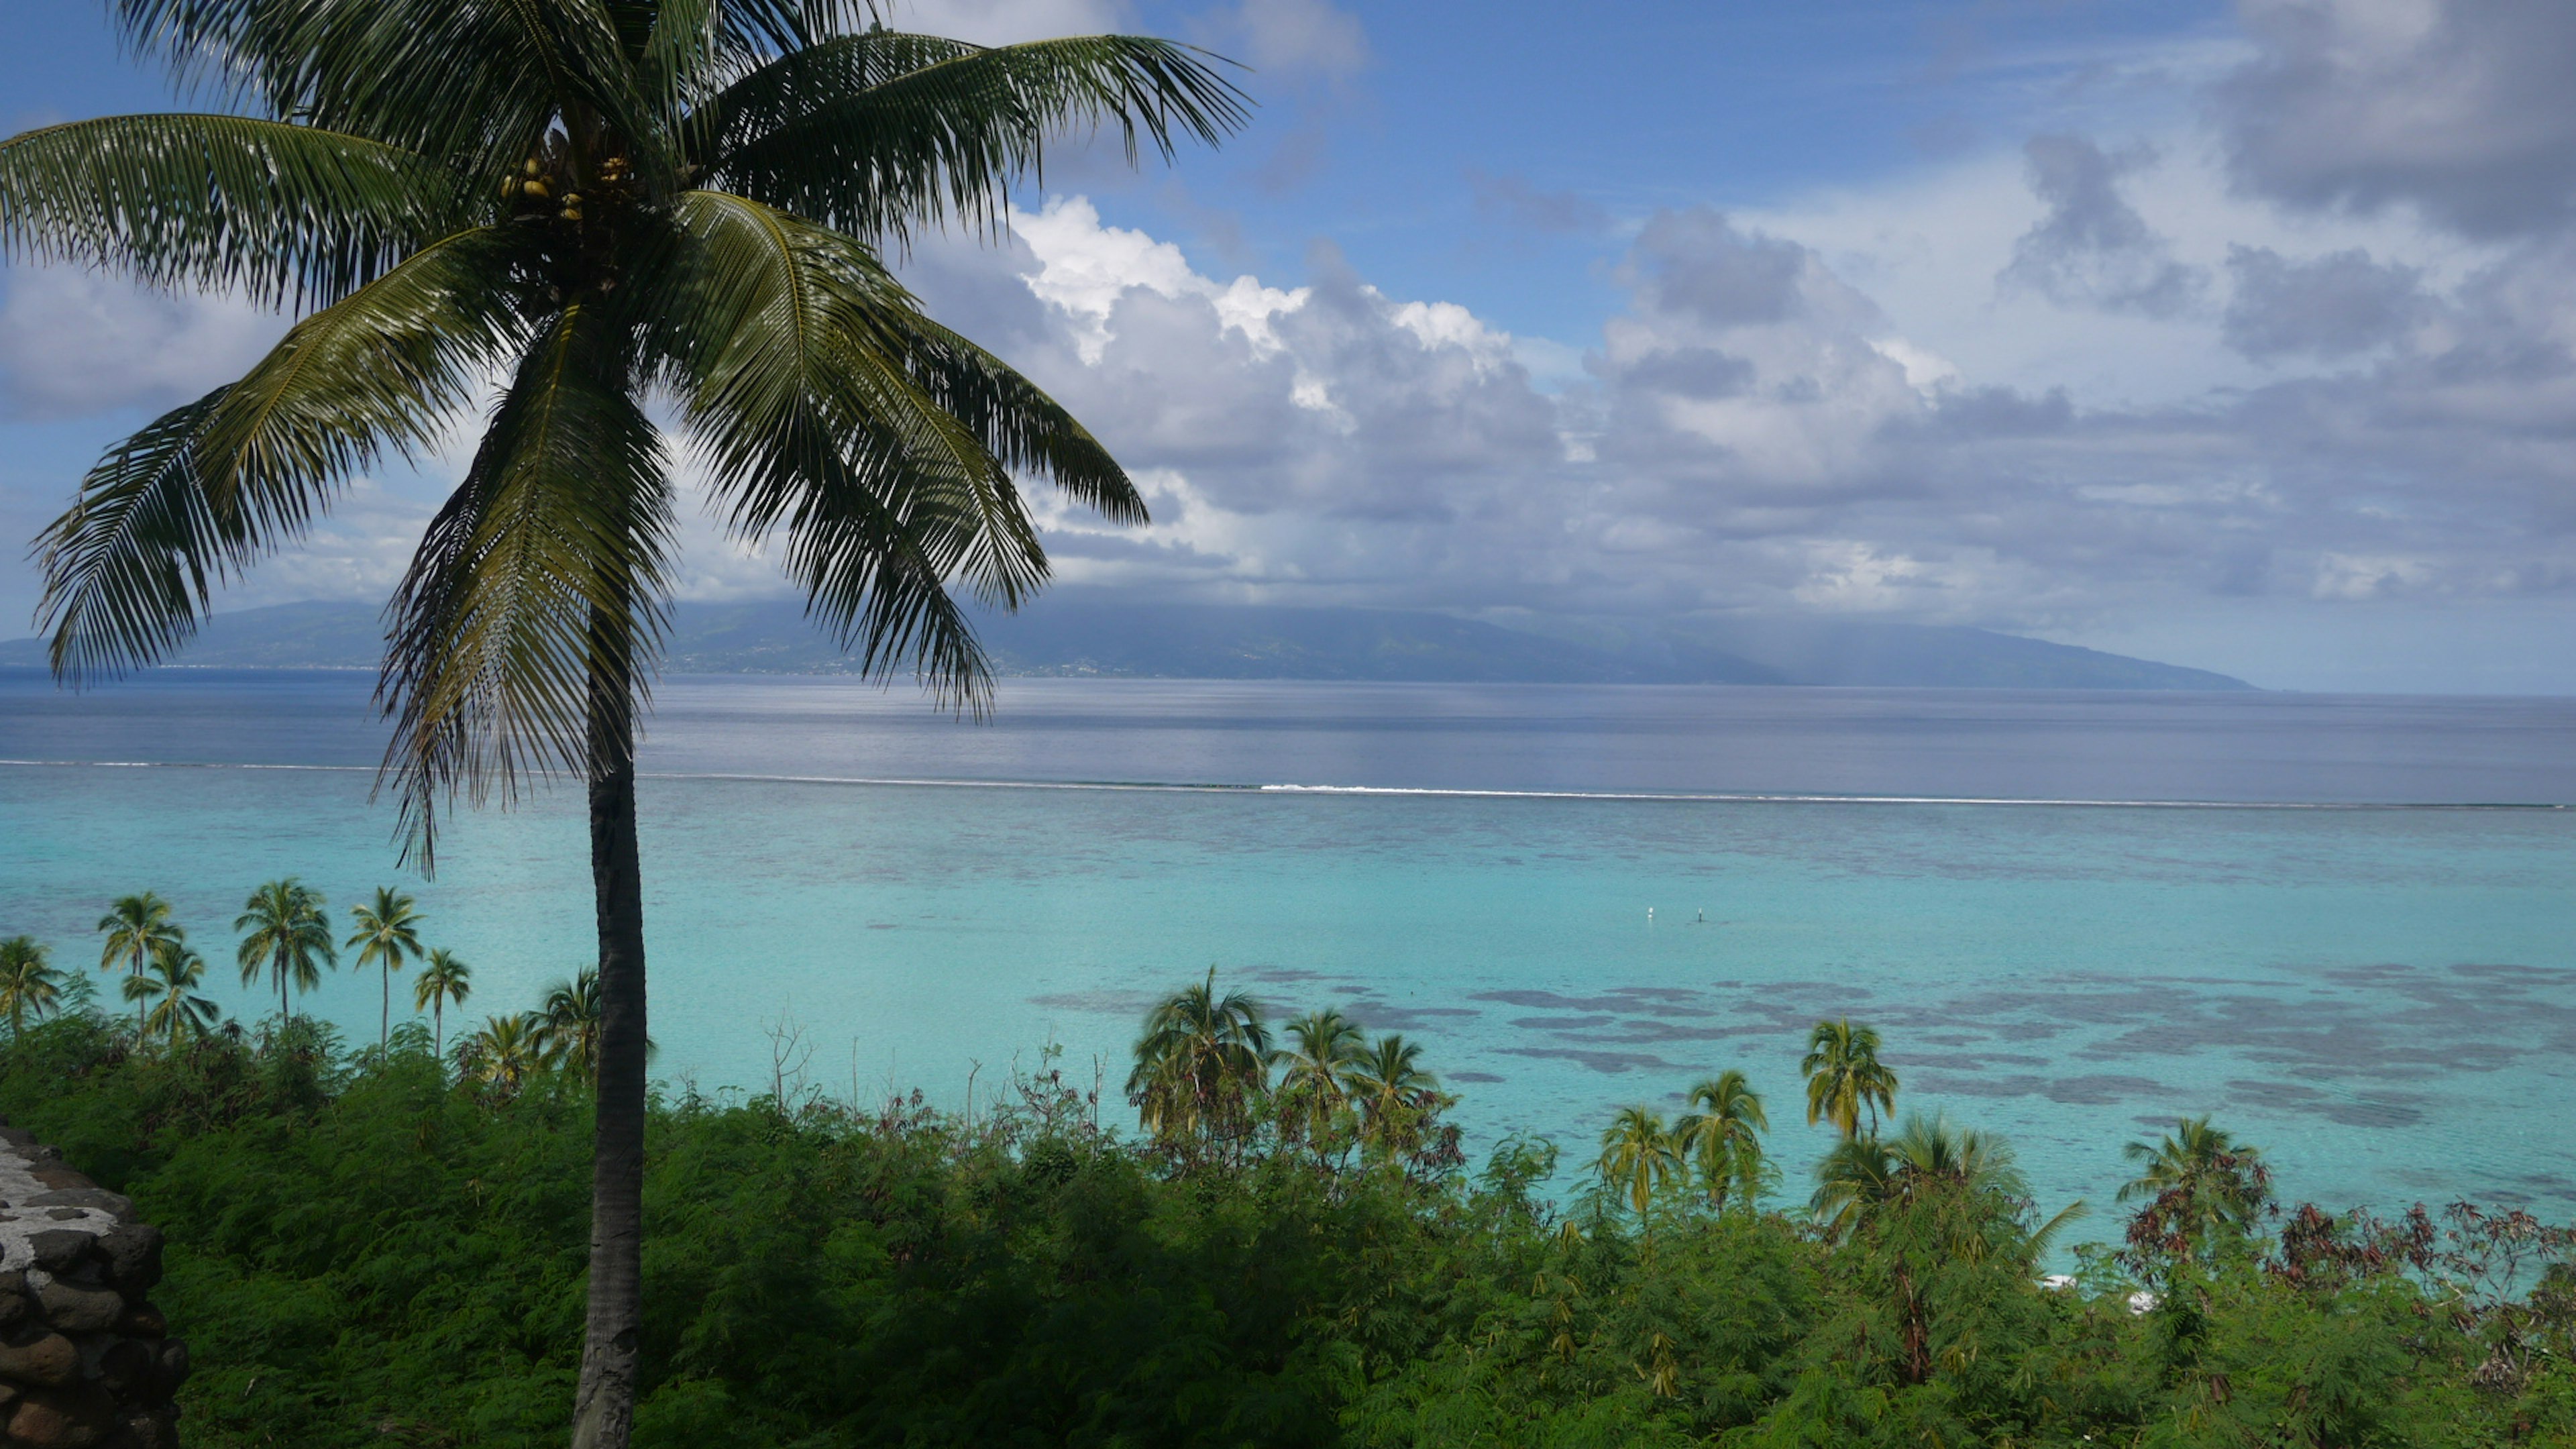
<box><xmin>2</xmin><ymin>669</ymin><xmax>2572</xmax><ymax>1224</ymax></box>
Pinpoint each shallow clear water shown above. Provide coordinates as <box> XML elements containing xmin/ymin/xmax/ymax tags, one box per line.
<box><xmin>3</xmin><ymin>668</ymin><xmax>2572</xmax><ymax>1226</ymax></box>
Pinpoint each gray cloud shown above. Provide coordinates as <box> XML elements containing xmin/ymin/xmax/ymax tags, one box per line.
<box><xmin>2216</xmin><ymin>0</ymin><xmax>2576</xmax><ymax>238</ymax></box>
<box><xmin>1999</xmin><ymin>135</ymin><xmax>2206</xmax><ymax>318</ymax></box>
<box><xmin>2223</xmin><ymin>245</ymin><xmax>2427</xmax><ymax>361</ymax></box>
<box><xmin>1621</xmin><ymin>209</ymin><xmax>1815</xmax><ymax>327</ymax></box>
<box><xmin>1467</xmin><ymin>169</ymin><xmax>1605</xmax><ymax>235</ymax></box>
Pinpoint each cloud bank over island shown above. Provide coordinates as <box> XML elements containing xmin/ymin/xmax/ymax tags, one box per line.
<box><xmin>2</xmin><ymin>0</ymin><xmax>2573</xmax><ymax>693</ymax></box>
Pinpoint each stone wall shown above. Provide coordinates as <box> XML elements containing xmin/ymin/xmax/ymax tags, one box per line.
<box><xmin>0</xmin><ymin>1123</ymin><xmax>186</xmax><ymax>1449</ymax></box>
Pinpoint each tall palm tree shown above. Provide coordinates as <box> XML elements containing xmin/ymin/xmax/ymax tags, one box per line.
<box><xmin>1675</xmin><ymin>1069</ymin><xmax>1768</xmax><ymax>1213</ymax></box>
<box><xmin>2120</xmin><ymin>1116</ymin><xmax>2269</xmax><ymax>1256</ymax></box>
<box><xmin>1597</xmin><ymin>1106</ymin><xmax>1684</xmax><ymax>1228</ymax></box>
<box><xmin>346</xmin><ymin>887</ymin><xmax>426</xmax><ymax>1048</ymax></box>
<box><xmin>414</xmin><ymin>949</ymin><xmax>473</xmax><ymax>1059</ymax></box>
<box><xmin>1271</xmin><ymin>1007</ymin><xmax>1368</xmax><ymax>1148</ymax></box>
<box><xmin>0</xmin><ymin>937</ymin><xmax>64</xmax><ymax>1044</ymax></box>
<box><xmin>14</xmin><ymin>10</ymin><xmax>1240</xmax><ymax>1439</ymax></box>
<box><xmin>1802</xmin><ymin>1018</ymin><xmax>1898</xmax><ymax>1140</ymax></box>
<box><xmin>235</xmin><ymin>879</ymin><xmax>336</xmax><ymax>1022</ymax></box>
<box><xmin>1346</xmin><ymin>1032</ymin><xmax>1442</xmax><ymax>1160</ymax></box>
<box><xmin>97</xmin><ymin>892</ymin><xmax>184</xmax><ymax>1038</ymax></box>
<box><xmin>1128</xmin><ymin>968</ymin><xmax>1273</xmax><ymax>1146</ymax></box>
<box><xmin>123</xmin><ymin>947</ymin><xmax>222</xmax><ymax>1049</ymax></box>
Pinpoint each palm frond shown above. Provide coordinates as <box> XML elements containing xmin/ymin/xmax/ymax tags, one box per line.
<box><xmin>32</xmin><ymin>226</ymin><xmax>531</xmax><ymax>683</ymax></box>
<box><xmin>0</xmin><ymin>115</ymin><xmax>465</xmax><ymax>309</ymax></box>
<box><xmin>645</xmin><ymin>190</ymin><xmax>1085</xmax><ymax>705</ymax></box>
<box><xmin>703</xmin><ymin>34</ymin><xmax>1248</xmax><ymax>248</ymax></box>
<box><xmin>32</xmin><ymin>388</ymin><xmax>236</xmax><ymax>684</ymax></box>
<box><xmin>378</xmin><ymin>302</ymin><xmax>673</xmax><ymax>869</ymax></box>
<box><xmin>113</xmin><ymin>0</ymin><xmax>649</xmax><ymax>184</ymax></box>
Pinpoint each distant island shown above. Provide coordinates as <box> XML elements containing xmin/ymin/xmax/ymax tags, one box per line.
<box><xmin>0</xmin><ymin>596</ymin><xmax>2255</xmax><ymax>690</ymax></box>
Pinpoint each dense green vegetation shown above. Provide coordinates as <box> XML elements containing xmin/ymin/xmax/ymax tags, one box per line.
<box><xmin>0</xmin><ymin>961</ymin><xmax>2570</xmax><ymax>1448</ymax></box>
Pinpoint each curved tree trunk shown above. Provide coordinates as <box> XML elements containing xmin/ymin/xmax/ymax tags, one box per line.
<box><xmin>572</xmin><ymin>620</ymin><xmax>647</xmax><ymax>1449</ymax></box>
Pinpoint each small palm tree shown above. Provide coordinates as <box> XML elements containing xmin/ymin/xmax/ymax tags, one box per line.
<box><xmin>1675</xmin><ymin>1069</ymin><xmax>1769</xmax><ymax>1213</ymax></box>
<box><xmin>462</xmin><ymin>1013</ymin><xmax>543</xmax><ymax>1100</ymax></box>
<box><xmin>1271</xmin><ymin>1007</ymin><xmax>1368</xmax><ymax>1148</ymax></box>
<box><xmin>2120</xmin><ymin>1116</ymin><xmax>2269</xmax><ymax>1258</ymax></box>
<box><xmin>97</xmin><ymin>892</ymin><xmax>184</xmax><ymax>1038</ymax></box>
<box><xmin>1128</xmin><ymin>968</ymin><xmax>1273</xmax><ymax>1146</ymax></box>
<box><xmin>235</xmin><ymin>879</ymin><xmax>336</xmax><ymax>1022</ymax></box>
<box><xmin>123</xmin><ymin>947</ymin><xmax>221</xmax><ymax>1049</ymax></box>
<box><xmin>1597</xmin><ymin>1106</ymin><xmax>1684</xmax><ymax>1229</ymax></box>
<box><xmin>413</xmin><ymin>949</ymin><xmax>472</xmax><ymax>1059</ymax></box>
<box><xmin>1802</xmin><ymin>1018</ymin><xmax>1897</xmax><ymax>1140</ymax></box>
<box><xmin>345</xmin><ymin>887</ymin><xmax>426</xmax><ymax>1049</ymax></box>
<box><xmin>1346</xmin><ymin>1033</ymin><xmax>1443</xmax><ymax>1161</ymax></box>
<box><xmin>0</xmin><ymin>937</ymin><xmax>64</xmax><ymax>1044</ymax></box>
<box><xmin>535</xmin><ymin>967</ymin><xmax>606</xmax><ymax>1078</ymax></box>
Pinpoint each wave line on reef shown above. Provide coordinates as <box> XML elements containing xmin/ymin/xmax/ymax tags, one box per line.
<box><xmin>3</xmin><ymin>758</ymin><xmax>2565</xmax><ymax>809</ymax></box>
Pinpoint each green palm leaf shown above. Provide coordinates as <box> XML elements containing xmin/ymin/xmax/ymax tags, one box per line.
<box><xmin>36</xmin><ymin>227</ymin><xmax>533</xmax><ymax>682</ymax></box>
<box><xmin>378</xmin><ymin>303</ymin><xmax>674</xmax><ymax>863</ymax></box>
<box><xmin>704</xmin><ymin>34</ymin><xmax>1248</xmax><ymax>248</ymax></box>
<box><xmin>0</xmin><ymin>114</ymin><xmax>465</xmax><ymax>308</ymax></box>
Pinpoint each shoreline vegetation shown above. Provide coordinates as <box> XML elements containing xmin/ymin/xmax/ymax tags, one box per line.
<box><xmin>3</xmin><ymin>920</ymin><xmax>2571</xmax><ymax>1447</ymax></box>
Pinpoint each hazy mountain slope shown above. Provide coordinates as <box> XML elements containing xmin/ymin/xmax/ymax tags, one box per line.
<box><xmin>0</xmin><ymin>598</ymin><xmax>2251</xmax><ymax>689</ymax></box>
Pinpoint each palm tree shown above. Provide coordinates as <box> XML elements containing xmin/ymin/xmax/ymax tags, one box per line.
<box><xmin>0</xmin><ymin>937</ymin><xmax>64</xmax><ymax>1044</ymax></box>
<box><xmin>235</xmin><ymin>880</ymin><xmax>336</xmax><ymax>1023</ymax></box>
<box><xmin>2120</xmin><ymin>1116</ymin><xmax>2269</xmax><ymax>1258</ymax></box>
<box><xmin>97</xmin><ymin>892</ymin><xmax>184</xmax><ymax>1038</ymax></box>
<box><xmin>1810</xmin><ymin>1114</ymin><xmax>2082</xmax><ymax>1251</ymax></box>
<box><xmin>1802</xmin><ymin>1018</ymin><xmax>1897</xmax><ymax>1139</ymax></box>
<box><xmin>346</xmin><ymin>887</ymin><xmax>426</xmax><ymax>1049</ymax></box>
<box><xmin>1271</xmin><ymin>1007</ymin><xmax>1368</xmax><ymax>1148</ymax></box>
<box><xmin>414</xmin><ymin>949</ymin><xmax>473</xmax><ymax>1059</ymax></box>
<box><xmin>462</xmin><ymin>1013</ymin><xmax>543</xmax><ymax>1100</ymax></box>
<box><xmin>1128</xmin><ymin>968</ymin><xmax>1273</xmax><ymax>1146</ymax></box>
<box><xmin>535</xmin><ymin>967</ymin><xmax>606</xmax><ymax>1078</ymax></box>
<box><xmin>15</xmin><ymin>10</ymin><xmax>1241</xmax><ymax>1438</ymax></box>
<box><xmin>1597</xmin><ymin>1106</ymin><xmax>1684</xmax><ymax>1228</ymax></box>
<box><xmin>1809</xmin><ymin>1114</ymin><xmax>2082</xmax><ymax>1385</ymax></box>
<box><xmin>1346</xmin><ymin>1033</ymin><xmax>1442</xmax><ymax>1160</ymax></box>
<box><xmin>123</xmin><ymin>947</ymin><xmax>222</xmax><ymax>1049</ymax></box>
<box><xmin>1675</xmin><ymin>1069</ymin><xmax>1769</xmax><ymax>1213</ymax></box>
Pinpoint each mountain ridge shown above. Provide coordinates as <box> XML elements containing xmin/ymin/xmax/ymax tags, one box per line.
<box><xmin>0</xmin><ymin>598</ymin><xmax>2256</xmax><ymax>690</ymax></box>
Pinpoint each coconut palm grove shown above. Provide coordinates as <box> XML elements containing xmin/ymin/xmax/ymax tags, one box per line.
<box><xmin>2</xmin><ymin>1</ymin><xmax>2574</xmax><ymax>1447</ymax></box>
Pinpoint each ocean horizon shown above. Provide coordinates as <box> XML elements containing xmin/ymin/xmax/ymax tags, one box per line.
<box><xmin>5</xmin><ymin>667</ymin><xmax>2571</xmax><ymax>1229</ymax></box>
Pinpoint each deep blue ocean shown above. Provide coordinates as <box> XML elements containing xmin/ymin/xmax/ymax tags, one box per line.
<box><xmin>3</xmin><ymin>667</ymin><xmax>2572</xmax><ymax>1228</ymax></box>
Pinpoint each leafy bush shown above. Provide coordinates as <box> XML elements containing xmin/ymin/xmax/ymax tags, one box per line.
<box><xmin>0</xmin><ymin>1011</ymin><xmax>2567</xmax><ymax>1448</ymax></box>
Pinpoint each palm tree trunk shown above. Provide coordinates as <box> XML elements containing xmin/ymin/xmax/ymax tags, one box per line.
<box><xmin>382</xmin><ymin>964</ymin><xmax>390</xmax><ymax>1049</ymax></box>
<box><xmin>572</xmin><ymin>621</ymin><xmax>647</xmax><ymax>1449</ymax></box>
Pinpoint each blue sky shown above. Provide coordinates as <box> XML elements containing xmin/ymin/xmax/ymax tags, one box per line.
<box><xmin>7</xmin><ymin>0</ymin><xmax>2576</xmax><ymax>693</ymax></box>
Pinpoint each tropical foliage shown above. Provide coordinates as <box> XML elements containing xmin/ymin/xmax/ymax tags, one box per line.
<box><xmin>0</xmin><ymin>989</ymin><xmax>2565</xmax><ymax>1449</ymax></box>
<box><xmin>415</xmin><ymin>947</ymin><xmax>474</xmax><ymax>1058</ymax></box>
<box><xmin>1801</xmin><ymin>1016</ymin><xmax>1897</xmax><ymax>1138</ymax></box>
<box><xmin>0</xmin><ymin>935</ymin><xmax>63</xmax><ymax>1042</ymax></box>
<box><xmin>346</xmin><ymin>886</ymin><xmax>425</xmax><ymax>1048</ymax></box>
<box><xmin>97</xmin><ymin>890</ymin><xmax>184</xmax><ymax>1035</ymax></box>
<box><xmin>235</xmin><ymin>878</ymin><xmax>336</xmax><ymax>1020</ymax></box>
<box><xmin>122</xmin><ymin>945</ymin><xmax>223</xmax><ymax>1047</ymax></box>
<box><xmin>1127</xmin><ymin>968</ymin><xmax>1274</xmax><ymax>1149</ymax></box>
<box><xmin>1676</xmin><ymin>1068</ymin><xmax>1769</xmax><ymax>1212</ymax></box>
